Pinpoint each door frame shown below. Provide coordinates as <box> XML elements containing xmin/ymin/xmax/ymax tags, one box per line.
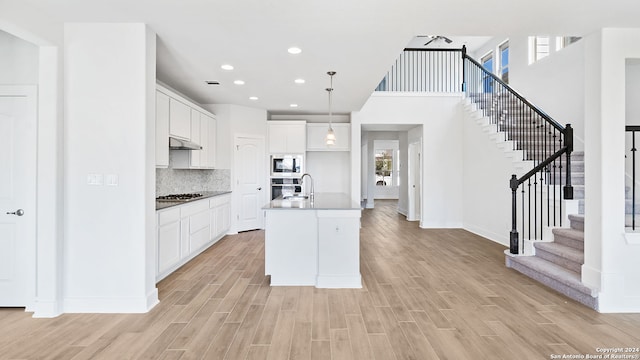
<box><xmin>0</xmin><ymin>85</ymin><xmax>38</xmax><ymax>311</ymax></box>
<box><xmin>232</xmin><ymin>134</ymin><xmax>267</xmax><ymax>233</ymax></box>
<box><xmin>407</xmin><ymin>140</ymin><xmax>422</xmax><ymax>222</ymax></box>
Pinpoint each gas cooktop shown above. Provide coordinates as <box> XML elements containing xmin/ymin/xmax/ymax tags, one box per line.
<box><xmin>156</xmin><ymin>193</ymin><xmax>204</xmax><ymax>202</ymax></box>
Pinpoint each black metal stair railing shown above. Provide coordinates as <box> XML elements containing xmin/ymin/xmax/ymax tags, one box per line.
<box><xmin>375</xmin><ymin>48</ymin><xmax>464</xmax><ymax>93</ymax></box>
<box><xmin>461</xmin><ymin>46</ymin><xmax>573</xmax><ymax>254</ymax></box>
<box><xmin>375</xmin><ymin>46</ymin><xmax>573</xmax><ymax>254</ymax></box>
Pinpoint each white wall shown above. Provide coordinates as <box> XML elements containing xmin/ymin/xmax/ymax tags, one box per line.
<box><xmin>0</xmin><ymin>30</ymin><xmax>38</xmax><ymax>83</ymax></box>
<box><xmin>63</xmin><ymin>23</ymin><xmax>157</xmax><ymax>312</ymax></box>
<box><xmin>398</xmin><ymin>131</ymin><xmax>409</xmax><ymax>215</ymax></box>
<box><xmin>306</xmin><ymin>152</ymin><xmax>350</xmax><ymax>194</ymax></box>
<box><xmin>472</xmin><ymin>35</ymin><xmax>585</xmax><ymax>150</ymax></box>
<box><xmin>352</xmin><ymin>93</ymin><xmax>464</xmax><ymax>228</ymax></box>
<box><xmin>583</xmin><ymin>28</ymin><xmax>640</xmax><ymax>313</ymax></box>
<box><xmin>462</xmin><ymin>105</ymin><xmax>517</xmax><ymax>246</ymax></box>
<box><xmin>626</xmin><ymin>60</ymin><xmax>640</xmax><ymax>124</ymax></box>
<box><xmin>208</xmin><ymin>104</ymin><xmax>268</xmax><ymax>233</ymax></box>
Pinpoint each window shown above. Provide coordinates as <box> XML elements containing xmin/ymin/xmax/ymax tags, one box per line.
<box><xmin>529</xmin><ymin>36</ymin><xmax>550</xmax><ymax>64</ymax></box>
<box><xmin>556</xmin><ymin>36</ymin><xmax>582</xmax><ymax>51</ymax></box>
<box><xmin>481</xmin><ymin>52</ymin><xmax>494</xmax><ymax>92</ymax></box>
<box><xmin>530</xmin><ymin>36</ymin><xmax>581</xmax><ymax>64</ymax></box>
<box><xmin>375</xmin><ymin>150</ymin><xmax>394</xmax><ymax>186</ymax></box>
<box><xmin>499</xmin><ymin>41</ymin><xmax>509</xmax><ymax>83</ymax></box>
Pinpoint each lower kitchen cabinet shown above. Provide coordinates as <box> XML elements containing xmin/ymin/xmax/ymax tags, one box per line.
<box><xmin>156</xmin><ymin>193</ymin><xmax>232</xmax><ymax>282</ymax></box>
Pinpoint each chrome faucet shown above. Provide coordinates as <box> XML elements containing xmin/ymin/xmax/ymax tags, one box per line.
<box><xmin>301</xmin><ymin>173</ymin><xmax>314</xmax><ymax>201</ymax></box>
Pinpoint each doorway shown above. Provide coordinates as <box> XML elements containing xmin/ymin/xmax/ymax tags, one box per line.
<box><xmin>0</xmin><ymin>86</ymin><xmax>37</xmax><ymax>307</ymax></box>
<box><xmin>234</xmin><ymin>135</ymin><xmax>266</xmax><ymax>232</ymax></box>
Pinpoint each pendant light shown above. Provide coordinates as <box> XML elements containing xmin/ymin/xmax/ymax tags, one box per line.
<box><xmin>325</xmin><ymin>71</ymin><xmax>337</xmax><ymax>145</ymax></box>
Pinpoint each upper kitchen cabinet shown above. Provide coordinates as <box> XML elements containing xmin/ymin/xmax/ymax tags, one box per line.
<box><xmin>306</xmin><ymin>123</ymin><xmax>350</xmax><ymax>151</ymax></box>
<box><xmin>156</xmin><ymin>91</ymin><xmax>170</xmax><ymax>167</ymax></box>
<box><xmin>168</xmin><ymin>98</ymin><xmax>191</xmax><ymax>140</ymax></box>
<box><xmin>172</xmin><ymin>112</ymin><xmax>217</xmax><ymax>169</ymax></box>
<box><xmin>157</xmin><ymin>83</ymin><xmax>217</xmax><ymax>169</ymax></box>
<box><xmin>268</xmin><ymin>120</ymin><xmax>306</xmax><ymax>154</ymax></box>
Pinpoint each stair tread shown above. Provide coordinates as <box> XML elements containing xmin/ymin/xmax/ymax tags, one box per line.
<box><xmin>552</xmin><ymin>228</ymin><xmax>584</xmax><ymax>241</ymax></box>
<box><xmin>568</xmin><ymin>214</ymin><xmax>584</xmax><ymax>222</ymax></box>
<box><xmin>508</xmin><ymin>255</ymin><xmax>594</xmax><ymax>296</ymax></box>
<box><xmin>534</xmin><ymin>242</ymin><xmax>584</xmax><ymax>263</ymax></box>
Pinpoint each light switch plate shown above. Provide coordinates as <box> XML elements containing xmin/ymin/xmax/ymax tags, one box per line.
<box><xmin>106</xmin><ymin>174</ymin><xmax>119</xmax><ymax>186</ymax></box>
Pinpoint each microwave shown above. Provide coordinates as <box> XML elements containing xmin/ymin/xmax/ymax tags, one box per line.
<box><xmin>271</xmin><ymin>154</ymin><xmax>303</xmax><ymax>176</ymax></box>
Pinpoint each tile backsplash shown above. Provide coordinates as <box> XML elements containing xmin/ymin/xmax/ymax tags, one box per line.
<box><xmin>156</xmin><ymin>167</ymin><xmax>230</xmax><ymax>196</ymax></box>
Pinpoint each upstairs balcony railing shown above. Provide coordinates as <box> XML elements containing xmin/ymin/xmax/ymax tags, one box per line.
<box><xmin>376</xmin><ymin>46</ymin><xmax>573</xmax><ymax>254</ymax></box>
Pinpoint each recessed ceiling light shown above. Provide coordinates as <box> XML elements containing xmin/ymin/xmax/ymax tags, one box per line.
<box><xmin>234</xmin><ymin>80</ymin><xmax>245</xmax><ymax>85</ymax></box>
<box><xmin>290</xmin><ymin>104</ymin><xmax>298</xmax><ymax>108</ymax></box>
<box><xmin>249</xmin><ymin>96</ymin><xmax>258</xmax><ymax>100</ymax></box>
<box><xmin>287</xmin><ymin>47</ymin><xmax>302</xmax><ymax>55</ymax></box>
<box><xmin>294</xmin><ymin>79</ymin><xmax>305</xmax><ymax>84</ymax></box>
<box><xmin>221</xmin><ymin>64</ymin><xmax>234</xmax><ymax>70</ymax></box>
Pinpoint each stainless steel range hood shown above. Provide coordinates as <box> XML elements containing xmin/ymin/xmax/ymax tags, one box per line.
<box><xmin>169</xmin><ymin>137</ymin><xmax>202</xmax><ymax>150</ymax></box>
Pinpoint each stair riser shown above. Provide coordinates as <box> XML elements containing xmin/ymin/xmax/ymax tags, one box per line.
<box><xmin>569</xmin><ymin>218</ymin><xmax>584</xmax><ymax>231</ymax></box>
<box><xmin>506</xmin><ymin>259</ymin><xmax>598</xmax><ymax>310</ymax></box>
<box><xmin>534</xmin><ymin>247</ymin><xmax>583</xmax><ymax>273</ymax></box>
<box><xmin>553</xmin><ymin>235</ymin><xmax>584</xmax><ymax>251</ymax></box>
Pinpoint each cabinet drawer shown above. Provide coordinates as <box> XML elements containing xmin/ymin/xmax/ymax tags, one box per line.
<box><xmin>190</xmin><ymin>211</ymin><xmax>210</xmax><ymax>233</ymax></box>
<box><xmin>180</xmin><ymin>199</ymin><xmax>209</xmax><ymax>217</ymax></box>
<box><xmin>209</xmin><ymin>194</ymin><xmax>231</xmax><ymax>208</ymax></box>
<box><xmin>158</xmin><ymin>207</ymin><xmax>181</xmax><ymax>226</ymax></box>
<box><xmin>190</xmin><ymin>226</ymin><xmax>211</xmax><ymax>251</ymax></box>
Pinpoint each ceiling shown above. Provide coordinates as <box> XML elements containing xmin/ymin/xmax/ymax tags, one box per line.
<box><xmin>4</xmin><ymin>0</ymin><xmax>640</xmax><ymax>116</ymax></box>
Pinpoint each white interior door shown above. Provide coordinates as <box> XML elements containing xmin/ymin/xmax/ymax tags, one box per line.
<box><xmin>0</xmin><ymin>86</ymin><xmax>37</xmax><ymax>307</ymax></box>
<box><xmin>235</xmin><ymin>136</ymin><xmax>265</xmax><ymax>232</ymax></box>
<box><xmin>408</xmin><ymin>141</ymin><xmax>422</xmax><ymax>222</ymax></box>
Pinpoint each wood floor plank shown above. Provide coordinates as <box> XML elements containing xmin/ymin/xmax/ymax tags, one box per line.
<box><xmin>252</xmin><ymin>291</ymin><xmax>285</xmax><ymax>345</ymax></box>
<box><xmin>266</xmin><ymin>310</ymin><xmax>296</xmax><ymax>360</ymax></box>
<box><xmin>2</xmin><ymin>201</ymin><xmax>640</xmax><ymax>360</ymax></box>
<box><xmin>330</xmin><ymin>329</ymin><xmax>352</xmax><ymax>360</ymax></box>
<box><xmin>201</xmin><ymin>322</ymin><xmax>241</xmax><ymax>360</ymax></box>
<box><xmin>311</xmin><ymin>290</ymin><xmax>330</xmax><ymax>340</ymax></box>
<box><xmin>289</xmin><ymin>321</ymin><xmax>312</xmax><ymax>360</ymax></box>
<box><xmin>367</xmin><ymin>334</ymin><xmax>397</xmax><ymax>360</ymax></box>
<box><xmin>310</xmin><ymin>341</ymin><xmax>331</xmax><ymax>360</ymax></box>
<box><xmin>345</xmin><ymin>315</ymin><xmax>375</xmax><ymax>360</ymax></box>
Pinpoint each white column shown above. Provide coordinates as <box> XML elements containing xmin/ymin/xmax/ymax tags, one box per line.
<box><xmin>63</xmin><ymin>23</ymin><xmax>157</xmax><ymax>312</ymax></box>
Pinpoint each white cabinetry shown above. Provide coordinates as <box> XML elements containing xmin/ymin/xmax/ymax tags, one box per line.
<box><xmin>203</xmin><ymin>113</ymin><xmax>216</xmax><ymax>168</ymax></box>
<box><xmin>171</xmin><ymin>108</ymin><xmax>217</xmax><ymax>169</ymax></box>
<box><xmin>306</xmin><ymin>123</ymin><xmax>350</xmax><ymax>151</ymax></box>
<box><xmin>169</xmin><ymin>98</ymin><xmax>191</xmax><ymax>140</ymax></box>
<box><xmin>156</xmin><ymin>83</ymin><xmax>217</xmax><ymax>169</ymax></box>
<box><xmin>268</xmin><ymin>121</ymin><xmax>306</xmax><ymax>153</ymax></box>
<box><xmin>157</xmin><ymin>207</ymin><xmax>181</xmax><ymax>275</ymax></box>
<box><xmin>210</xmin><ymin>193</ymin><xmax>231</xmax><ymax>240</ymax></box>
<box><xmin>156</xmin><ymin>194</ymin><xmax>232</xmax><ymax>282</ymax></box>
<box><xmin>156</xmin><ymin>91</ymin><xmax>170</xmax><ymax>167</ymax></box>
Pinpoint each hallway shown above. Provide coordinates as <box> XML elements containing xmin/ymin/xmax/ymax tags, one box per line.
<box><xmin>0</xmin><ymin>200</ymin><xmax>639</xmax><ymax>359</ymax></box>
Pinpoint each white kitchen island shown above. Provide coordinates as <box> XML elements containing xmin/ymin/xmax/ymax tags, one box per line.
<box><xmin>263</xmin><ymin>192</ymin><xmax>362</xmax><ymax>288</ymax></box>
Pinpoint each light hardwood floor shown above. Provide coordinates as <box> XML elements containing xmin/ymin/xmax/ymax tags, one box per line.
<box><xmin>2</xmin><ymin>200</ymin><xmax>640</xmax><ymax>359</ymax></box>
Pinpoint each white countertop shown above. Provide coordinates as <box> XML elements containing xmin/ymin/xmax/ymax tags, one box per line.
<box><xmin>263</xmin><ymin>192</ymin><xmax>360</xmax><ymax>210</ymax></box>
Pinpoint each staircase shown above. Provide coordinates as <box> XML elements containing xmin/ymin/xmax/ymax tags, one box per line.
<box><xmin>464</xmin><ymin>94</ymin><xmax>599</xmax><ymax>310</ymax></box>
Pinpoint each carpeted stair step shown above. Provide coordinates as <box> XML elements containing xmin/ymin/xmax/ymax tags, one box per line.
<box><xmin>552</xmin><ymin>228</ymin><xmax>584</xmax><ymax>250</ymax></box>
<box><xmin>534</xmin><ymin>242</ymin><xmax>583</xmax><ymax>273</ymax></box>
<box><xmin>569</xmin><ymin>214</ymin><xmax>584</xmax><ymax>231</ymax></box>
<box><xmin>505</xmin><ymin>255</ymin><xmax>598</xmax><ymax>310</ymax></box>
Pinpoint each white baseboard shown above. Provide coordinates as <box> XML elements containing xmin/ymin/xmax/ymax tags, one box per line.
<box><xmin>316</xmin><ymin>274</ymin><xmax>362</xmax><ymax>289</ymax></box>
<box><xmin>31</xmin><ymin>299</ymin><xmax>62</xmax><ymax>318</ymax></box>
<box><xmin>64</xmin><ymin>289</ymin><xmax>158</xmax><ymax>313</ymax></box>
<box><xmin>463</xmin><ymin>223</ymin><xmax>509</xmax><ymax>247</ymax></box>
